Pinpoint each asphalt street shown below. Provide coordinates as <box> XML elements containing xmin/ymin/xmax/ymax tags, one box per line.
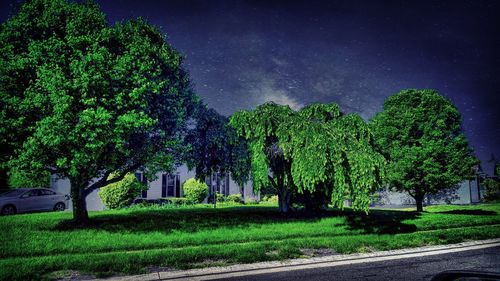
<box><xmin>213</xmin><ymin>246</ymin><xmax>500</xmax><ymax>281</ymax></box>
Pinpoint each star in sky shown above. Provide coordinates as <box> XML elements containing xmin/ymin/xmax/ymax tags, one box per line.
<box><xmin>0</xmin><ymin>0</ymin><xmax>498</xmax><ymax>174</ymax></box>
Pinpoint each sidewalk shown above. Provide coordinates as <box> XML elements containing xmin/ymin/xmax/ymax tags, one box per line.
<box><xmin>99</xmin><ymin>238</ymin><xmax>500</xmax><ymax>281</ymax></box>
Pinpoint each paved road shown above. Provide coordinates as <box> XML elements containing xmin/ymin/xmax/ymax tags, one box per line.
<box><xmin>213</xmin><ymin>246</ymin><xmax>500</xmax><ymax>281</ymax></box>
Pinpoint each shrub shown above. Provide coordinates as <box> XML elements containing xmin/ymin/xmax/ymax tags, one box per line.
<box><xmin>99</xmin><ymin>173</ymin><xmax>144</xmax><ymax>209</ymax></box>
<box><xmin>263</xmin><ymin>195</ymin><xmax>278</xmax><ymax>203</ymax></box>
<box><xmin>245</xmin><ymin>198</ymin><xmax>259</xmax><ymax>204</ymax></box>
<box><xmin>165</xmin><ymin>197</ymin><xmax>190</xmax><ymax>206</ymax></box>
<box><xmin>226</xmin><ymin>194</ymin><xmax>244</xmax><ymax>204</ymax></box>
<box><xmin>216</xmin><ymin>192</ymin><xmax>226</xmax><ymax>202</ymax></box>
<box><xmin>183</xmin><ymin>178</ymin><xmax>208</xmax><ymax>204</ymax></box>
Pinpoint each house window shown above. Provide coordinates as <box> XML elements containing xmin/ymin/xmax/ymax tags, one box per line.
<box><xmin>206</xmin><ymin>173</ymin><xmax>230</xmax><ymax>196</ymax></box>
<box><xmin>167</xmin><ymin>174</ymin><xmax>175</xmax><ymax>197</ymax></box>
<box><xmin>135</xmin><ymin>172</ymin><xmax>148</xmax><ymax>198</ymax></box>
<box><xmin>162</xmin><ymin>174</ymin><xmax>180</xmax><ymax>197</ymax></box>
<box><xmin>161</xmin><ymin>174</ymin><xmax>167</xmax><ymax>198</ymax></box>
<box><xmin>175</xmin><ymin>175</ymin><xmax>181</xmax><ymax>197</ymax></box>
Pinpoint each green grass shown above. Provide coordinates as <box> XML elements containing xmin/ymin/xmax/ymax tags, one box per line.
<box><xmin>1</xmin><ymin>203</ymin><xmax>499</xmax><ymax>280</ymax></box>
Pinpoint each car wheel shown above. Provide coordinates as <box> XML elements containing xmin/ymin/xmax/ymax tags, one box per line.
<box><xmin>1</xmin><ymin>205</ymin><xmax>16</xmax><ymax>215</ymax></box>
<box><xmin>53</xmin><ymin>202</ymin><xmax>65</xmax><ymax>211</ymax></box>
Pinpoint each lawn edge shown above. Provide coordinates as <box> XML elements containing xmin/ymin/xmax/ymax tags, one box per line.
<box><xmin>98</xmin><ymin>238</ymin><xmax>500</xmax><ymax>281</ymax></box>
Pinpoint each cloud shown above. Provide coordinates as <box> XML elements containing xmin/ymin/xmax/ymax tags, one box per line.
<box><xmin>248</xmin><ymin>76</ymin><xmax>304</xmax><ymax>110</ymax></box>
<box><xmin>261</xmin><ymin>90</ymin><xmax>303</xmax><ymax>111</ymax></box>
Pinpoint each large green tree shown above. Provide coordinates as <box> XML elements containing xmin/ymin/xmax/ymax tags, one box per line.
<box><xmin>370</xmin><ymin>89</ymin><xmax>478</xmax><ymax>212</ymax></box>
<box><xmin>0</xmin><ymin>0</ymin><xmax>197</xmax><ymax>222</ymax></box>
<box><xmin>230</xmin><ymin>102</ymin><xmax>385</xmax><ymax>213</ymax></box>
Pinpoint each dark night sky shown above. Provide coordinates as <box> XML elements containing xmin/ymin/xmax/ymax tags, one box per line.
<box><xmin>1</xmin><ymin>0</ymin><xmax>499</xmax><ymax>174</ymax></box>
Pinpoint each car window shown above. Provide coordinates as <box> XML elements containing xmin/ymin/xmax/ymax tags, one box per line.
<box><xmin>29</xmin><ymin>190</ymin><xmax>41</xmax><ymax>197</ymax></box>
<box><xmin>40</xmin><ymin>189</ymin><xmax>56</xmax><ymax>196</ymax></box>
<box><xmin>20</xmin><ymin>190</ymin><xmax>39</xmax><ymax>198</ymax></box>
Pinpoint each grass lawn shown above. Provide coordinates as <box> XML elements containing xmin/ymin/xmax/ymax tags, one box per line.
<box><xmin>1</xmin><ymin>203</ymin><xmax>499</xmax><ymax>280</ymax></box>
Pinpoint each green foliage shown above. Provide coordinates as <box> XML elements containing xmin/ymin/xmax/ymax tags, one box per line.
<box><xmin>0</xmin><ymin>204</ymin><xmax>499</xmax><ymax>280</ymax></box>
<box><xmin>483</xmin><ymin>179</ymin><xmax>500</xmax><ymax>202</ymax></box>
<box><xmin>129</xmin><ymin>197</ymin><xmax>190</xmax><ymax>209</ymax></box>
<box><xmin>262</xmin><ymin>194</ymin><xmax>278</xmax><ymax>203</ymax></box>
<box><xmin>226</xmin><ymin>193</ymin><xmax>244</xmax><ymax>204</ymax></box>
<box><xmin>245</xmin><ymin>198</ymin><xmax>259</xmax><ymax>204</ymax></box>
<box><xmin>230</xmin><ymin>102</ymin><xmax>295</xmax><ymax>193</ymax></box>
<box><xmin>182</xmin><ymin>178</ymin><xmax>208</xmax><ymax>204</ymax></box>
<box><xmin>215</xmin><ymin>192</ymin><xmax>226</xmax><ymax>202</ymax></box>
<box><xmin>98</xmin><ymin>173</ymin><xmax>143</xmax><ymax>209</ymax></box>
<box><xmin>7</xmin><ymin>167</ymin><xmax>50</xmax><ymax>188</ymax></box>
<box><xmin>370</xmin><ymin>89</ymin><xmax>478</xmax><ymax>211</ymax></box>
<box><xmin>185</xmin><ymin>105</ymin><xmax>251</xmax><ymax>186</ymax></box>
<box><xmin>164</xmin><ymin>197</ymin><xmax>189</xmax><ymax>206</ymax></box>
<box><xmin>0</xmin><ymin>0</ymin><xmax>197</xmax><ymax>220</ymax></box>
<box><xmin>229</xmin><ymin>102</ymin><xmax>385</xmax><ymax>212</ymax></box>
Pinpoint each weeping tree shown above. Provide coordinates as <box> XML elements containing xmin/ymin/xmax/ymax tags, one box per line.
<box><xmin>229</xmin><ymin>102</ymin><xmax>385</xmax><ymax>213</ymax></box>
<box><xmin>0</xmin><ymin>0</ymin><xmax>197</xmax><ymax>222</ymax></box>
<box><xmin>370</xmin><ymin>89</ymin><xmax>478</xmax><ymax>212</ymax></box>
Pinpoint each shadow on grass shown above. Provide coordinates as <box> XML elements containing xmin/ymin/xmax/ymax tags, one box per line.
<box><xmin>345</xmin><ymin>210</ymin><xmax>419</xmax><ymax>234</ymax></box>
<box><xmin>433</xmin><ymin>209</ymin><xmax>497</xmax><ymax>216</ymax></box>
<box><xmin>55</xmin><ymin>206</ymin><xmax>321</xmax><ymax>233</ymax></box>
<box><xmin>53</xmin><ymin>206</ymin><xmax>422</xmax><ymax>235</ymax></box>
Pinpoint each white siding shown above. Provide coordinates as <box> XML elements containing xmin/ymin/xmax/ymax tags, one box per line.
<box><xmin>373</xmin><ymin>180</ymin><xmax>477</xmax><ymax>207</ymax></box>
<box><xmin>51</xmin><ymin>165</ymin><xmax>257</xmax><ymax>210</ymax></box>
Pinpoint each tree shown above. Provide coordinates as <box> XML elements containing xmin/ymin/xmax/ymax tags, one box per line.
<box><xmin>184</xmin><ymin>105</ymin><xmax>251</xmax><ymax>189</ymax></box>
<box><xmin>483</xmin><ymin>178</ymin><xmax>500</xmax><ymax>202</ymax></box>
<box><xmin>370</xmin><ymin>89</ymin><xmax>478</xmax><ymax>212</ymax></box>
<box><xmin>0</xmin><ymin>0</ymin><xmax>197</xmax><ymax>223</ymax></box>
<box><xmin>230</xmin><ymin>102</ymin><xmax>385</xmax><ymax>213</ymax></box>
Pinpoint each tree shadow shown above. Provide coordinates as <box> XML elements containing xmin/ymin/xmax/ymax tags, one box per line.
<box><xmin>54</xmin><ymin>206</ymin><xmax>326</xmax><ymax>233</ymax></box>
<box><xmin>434</xmin><ymin>209</ymin><xmax>497</xmax><ymax>216</ymax></box>
<box><xmin>341</xmin><ymin>209</ymin><xmax>420</xmax><ymax>234</ymax></box>
<box><xmin>53</xmin><ymin>206</ymin><xmax>422</xmax><ymax>236</ymax></box>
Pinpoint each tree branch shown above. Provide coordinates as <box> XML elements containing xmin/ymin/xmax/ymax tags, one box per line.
<box><xmin>407</xmin><ymin>190</ymin><xmax>416</xmax><ymax>199</ymax></box>
<box><xmin>83</xmin><ymin>163</ymin><xmax>141</xmax><ymax>196</ymax></box>
<box><xmin>268</xmin><ymin>175</ymin><xmax>278</xmax><ymax>190</ymax></box>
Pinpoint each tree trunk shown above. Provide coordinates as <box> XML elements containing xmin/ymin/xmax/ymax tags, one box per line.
<box><xmin>70</xmin><ymin>179</ymin><xmax>89</xmax><ymax>223</ymax></box>
<box><xmin>415</xmin><ymin>198</ymin><xmax>423</xmax><ymax>212</ymax></box>
<box><xmin>278</xmin><ymin>188</ymin><xmax>291</xmax><ymax>213</ymax></box>
<box><xmin>414</xmin><ymin>192</ymin><xmax>424</xmax><ymax>212</ymax></box>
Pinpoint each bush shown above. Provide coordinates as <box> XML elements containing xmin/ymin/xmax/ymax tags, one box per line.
<box><xmin>263</xmin><ymin>194</ymin><xmax>278</xmax><ymax>203</ymax></box>
<box><xmin>245</xmin><ymin>198</ymin><xmax>259</xmax><ymax>205</ymax></box>
<box><xmin>216</xmin><ymin>192</ymin><xmax>226</xmax><ymax>202</ymax></box>
<box><xmin>165</xmin><ymin>197</ymin><xmax>190</xmax><ymax>206</ymax></box>
<box><xmin>226</xmin><ymin>194</ymin><xmax>244</xmax><ymax>204</ymax></box>
<box><xmin>99</xmin><ymin>173</ymin><xmax>144</xmax><ymax>209</ymax></box>
<box><xmin>183</xmin><ymin>178</ymin><xmax>208</xmax><ymax>204</ymax></box>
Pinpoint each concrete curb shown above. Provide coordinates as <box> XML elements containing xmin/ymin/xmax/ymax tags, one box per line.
<box><xmin>99</xmin><ymin>238</ymin><xmax>500</xmax><ymax>281</ymax></box>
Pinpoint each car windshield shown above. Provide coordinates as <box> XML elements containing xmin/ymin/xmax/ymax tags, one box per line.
<box><xmin>0</xmin><ymin>190</ymin><xmax>27</xmax><ymax>197</ymax></box>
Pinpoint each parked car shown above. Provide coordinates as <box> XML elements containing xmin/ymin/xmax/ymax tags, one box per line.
<box><xmin>0</xmin><ymin>188</ymin><xmax>69</xmax><ymax>215</ymax></box>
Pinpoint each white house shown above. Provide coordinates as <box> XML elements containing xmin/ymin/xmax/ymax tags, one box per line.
<box><xmin>51</xmin><ymin>164</ymin><xmax>485</xmax><ymax>211</ymax></box>
<box><xmin>50</xmin><ymin>164</ymin><xmax>258</xmax><ymax>211</ymax></box>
